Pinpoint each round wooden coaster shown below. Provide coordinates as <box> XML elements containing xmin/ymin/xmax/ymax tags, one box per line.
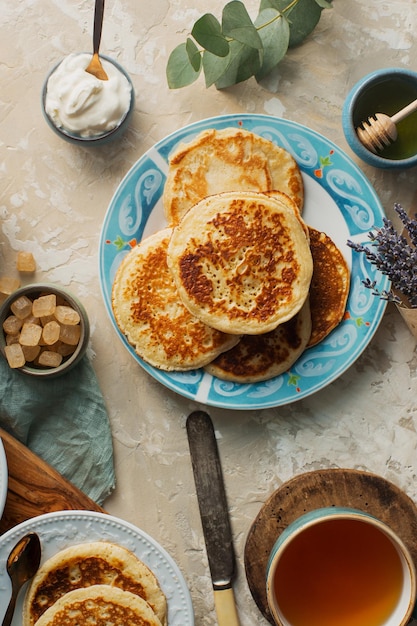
<box><xmin>244</xmin><ymin>468</ymin><xmax>417</xmax><ymax>624</ymax></box>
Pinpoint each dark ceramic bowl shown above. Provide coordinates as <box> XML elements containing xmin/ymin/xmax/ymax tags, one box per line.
<box><xmin>342</xmin><ymin>67</ymin><xmax>417</xmax><ymax>169</ymax></box>
<box><xmin>0</xmin><ymin>283</ymin><xmax>90</xmax><ymax>377</ymax></box>
<box><xmin>41</xmin><ymin>53</ymin><xmax>135</xmax><ymax>146</ymax></box>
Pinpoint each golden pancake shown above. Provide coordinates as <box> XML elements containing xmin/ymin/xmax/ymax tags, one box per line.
<box><xmin>167</xmin><ymin>191</ymin><xmax>313</xmax><ymax>335</ymax></box>
<box><xmin>23</xmin><ymin>542</ymin><xmax>167</xmax><ymax>626</ymax></box>
<box><xmin>205</xmin><ymin>298</ymin><xmax>312</xmax><ymax>383</ymax></box>
<box><xmin>163</xmin><ymin>127</ymin><xmax>304</xmax><ymax>226</ymax></box>
<box><xmin>307</xmin><ymin>227</ymin><xmax>350</xmax><ymax>347</ymax></box>
<box><xmin>264</xmin><ymin>189</ymin><xmax>309</xmax><ymax>239</ymax></box>
<box><xmin>111</xmin><ymin>228</ymin><xmax>240</xmax><ymax>370</ymax></box>
<box><xmin>31</xmin><ymin>585</ymin><xmax>162</xmax><ymax>626</ymax></box>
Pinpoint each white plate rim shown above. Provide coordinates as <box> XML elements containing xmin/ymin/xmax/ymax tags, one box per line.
<box><xmin>0</xmin><ymin>509</ymin><xmax>194</xmax><ymax>626</ymax></box>
<box><xmin>99</xmin><ymin>113</ymin><xmax>389</xmax><ymax>410</ymax></box>
<box><xmin>0</xmin><ymin>437</ymin><xmax>7</xmax><ymax>520</ymax></box>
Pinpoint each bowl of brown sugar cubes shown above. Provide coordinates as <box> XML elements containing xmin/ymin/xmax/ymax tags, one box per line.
<box><xmin>0</xmin><ymin>283</ymin><xmax>90</xmax><ymax>377</ymax></box>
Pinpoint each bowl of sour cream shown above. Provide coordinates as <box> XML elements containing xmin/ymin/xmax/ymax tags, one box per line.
<box><xmin>42</xmin><ymin>53</ymin><xmax>134</xmax><ymax>145</ymax></box>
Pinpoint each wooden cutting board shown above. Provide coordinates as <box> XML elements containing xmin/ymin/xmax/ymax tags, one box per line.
<box><xmin>0</xmin><ymin>427</ymin><xmax>104</xmax><ymax>534</ymax></box>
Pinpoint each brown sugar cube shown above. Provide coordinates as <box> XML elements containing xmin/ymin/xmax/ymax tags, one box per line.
<box><xmin>19</xmin><ymin>322</ymin><xmax>43</xmax><ymax>346</ymax></box>
<box><xmin>56</xmin><ymin>296</ymin><xmax>70</xmax><ymax>307</ymax></box>
<box><xmin>16</xmin><ymin>251</ymin><xmax>36</xmax><ymax>273</ymax></box>
<box><xmin>10</xmin><ymin>295</ymin><xmax>33</xmax><ymax>320</ymax></box>
<box><xmin>6</xmin><ymin>333</ymin><xmax>20</xmax><ymax>345</ymax></box>
<box><xmin>42</xmin><ymin>320</ymin><xmax>61</xmax><ymax>345</ymax></box>
<box><xmin>22</xmin><ymin>314</ymin><xmax>40</xmax><ymax>326</ymax></box>
<box><xmin>37</xmin><ymin>350</ymin><xmax>63</xmax><ymax>368</ymax></box>
<box><xmin>22</xmin><ymin>344</ymin><xmax>41</xmax><ymax>362</ymax></box>
<box><xmin>39</xmin><ymin>314</ymin><xmax>55</xmax><ymax>327</ymax></box>
<box><xmin>0</xmin><ymin>276</ymin><xmax>20</xmax><ymax>296</ymax></box>
<box><xmin>54</xmin><ymin>305</ymin><xmax>80</xmax><ymax>326</ymax></box>
<box><xmin>59</xmin><ymin>323</ymin><xmax>81</xmax><ymax>346</ymax></box>
<box><xmin>32</xmin><ymin>294</ymin><xmax>56</xmax><ymax>318</ymax></box>
<box><xmin>3</xmin><ymin>315</ymin><xmax>23</xmax><ymax>335</ymax></box>
<box><xmin>53</xmin><ymin>341</ymin><xmax>77</xmax><ymax>357</ymax></box>
<box><xmin>4</xmin><ymin>343</ymin><xmax>25</xmax><ymax>368</ymax></box>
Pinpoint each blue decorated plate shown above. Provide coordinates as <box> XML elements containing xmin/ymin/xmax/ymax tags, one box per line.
<box><xmin>99</xmin><ymin>114</ymin><xmax>388</xmax><ymax>410</ymax></box>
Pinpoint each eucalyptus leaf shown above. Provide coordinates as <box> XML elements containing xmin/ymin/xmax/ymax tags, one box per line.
<box><xmin>186</xmin><ymin>38</ymin><xmax>202</xmax><ymax>72</ymax></box>
<box><xmin>218</xmin><ymin>42</ymin><xmax>261</xmax><ymax>88</ymax></box>
<box><xmin>166</xmin><ymin>0</ymin><xmax>332</xmax><ymax>89</ymax></box>
<box><xmin>222</xmin><ymin>1</ymin><xmax>263</xmax><ymax>49</ymax></box>
<box><xmin>202</xmin><ymin>50</ymin><xmax>231</xmax><ymax>87</ymax></box>
<box><xmin>230</xmin><ymin>43</ymin><xmax>262</xmax><ymax>84</ymax></box>
<box><xmin>191</xmin><ymin>14</ymin><xmax>230</xmax><ymax>56</ymax></box>
<box><xmin>260</xmin><ymin>0</ymin><xmax>322</xmax><ymax>47</ymax></box>
<box><xmin>315</xmin><ymin>0</ymin><xmax>332</xmax><ymax>8</ymax></box>
<box><xmin>254</xmin><ymin>7</ymin><xmax>290</xmax><ymax>80</ymax></box>
<box><xmin>259</xmin><ymin>0</ymin><xmax>283</xmax><ymax>14</ymax></box>
<box><xmin>286</xmin><ymin>0</ymin><xmax>323</xmax><ymax>47</ymax></box>
<box><xmin>166</xmin><ymin>43</ymin><xmax>201</xmax><ymax>88</ymax></box>
<box><xmin>203</xmin><ymin>40</ymin><xmax>261</xmax><ymax>88</ymax></box>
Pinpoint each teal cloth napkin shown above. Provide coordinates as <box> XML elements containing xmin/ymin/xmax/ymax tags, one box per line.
<box><xmin>0</xmin><ymin>355</ymin><xmax>115</xmax><ymax>505</ymax></box>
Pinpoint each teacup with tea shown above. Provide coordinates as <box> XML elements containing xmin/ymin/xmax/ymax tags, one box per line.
<box><xmin>266</xmin><ymin>507</ymin><xmax>416</xmax><ymax>626</ymax></box>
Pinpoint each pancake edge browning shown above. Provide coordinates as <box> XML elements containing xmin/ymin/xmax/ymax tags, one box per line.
<box><xmin>31</xmin><ymin>585</ymin><xmax>163</xmax><ymax>626</ymax></box>
<box><xmin>23</xmin><ymin>541</ymin><xmax>167</xmax><ymax>626</ymax></box>
<box><xmin>163</xmin><ymin>127</ymin><xmax>304</xmax><ymax>226</ymax></box>
<box><xmin>167</xmin><ymin>191</ymin><xmax>313</xmax><ymax>335</ymax></box>
<box><xmin>205</xmin><ymin>298</ymin><xmax>312</xmax><ymax>383</ymax></box>
<box><xmin>307</xmin><ymin>226</ymin><xmax>350</xmax><ymax>347</ymax></box>
<box><xmin>111</xmin><ymin>228</ymin><xmax>240</xmax><ymax>370</ymax></box>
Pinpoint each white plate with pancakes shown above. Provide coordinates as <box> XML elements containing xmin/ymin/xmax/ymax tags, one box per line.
<box><xmin>0</xmin><ymin>510</ymin><xmax>194</xmax><ymax>626</ymax></box>
<box><xmin>0</xmin><ymin>436</ymin><xmax>7</xmax><ymax>519</ymax></box>
<box><xmin>99</xmin><ymin>114</ymin><xmax>389</xmax><ymax>410</ymax></box>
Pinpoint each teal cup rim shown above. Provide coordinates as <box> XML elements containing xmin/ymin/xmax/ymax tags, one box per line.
<box><xmin>41</xmin><ymin>53</ymin><xmax>135</xmax><ymax>146</ymax></box>
<box><xmin>266</xmin><ymin>506</ymin><xmax>417</xmax><ymax>626</ymax></box>
<box><xmin>0</xmin><ymin>283</ymin><xmax>90</xmax><ymax>378</ymax></box>
<box><xmin>342</xmin><ymin>67</ymin><xmax>417</xmax><ymax>170</ymax></box>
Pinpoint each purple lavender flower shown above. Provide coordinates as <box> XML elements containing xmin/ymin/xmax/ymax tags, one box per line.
<box><xmin>347</xmin><ymin>203</ymin><xmax>417</xmax><ymax>308</ymax></box>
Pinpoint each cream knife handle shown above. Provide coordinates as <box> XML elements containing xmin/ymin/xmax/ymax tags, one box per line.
<box><xmin>213</xmin><ymin>587</ymin><xmax>241</xmax><ymax>626</ymax></box>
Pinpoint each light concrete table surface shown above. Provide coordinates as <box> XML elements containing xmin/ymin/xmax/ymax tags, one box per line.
<box><xmin>1</xmin><ymin>1</ymin><xmax>417</xmax><ymax>624</ymax></box>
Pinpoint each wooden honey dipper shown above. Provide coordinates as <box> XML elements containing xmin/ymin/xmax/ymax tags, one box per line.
<box><xmin>356</xmin><ymin>96</ymin><xmax>417</xmax><ymax>154</ymax></box>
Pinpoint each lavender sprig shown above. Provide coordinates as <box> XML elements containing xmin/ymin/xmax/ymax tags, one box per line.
<box><xmin>347</xmin><ymin>203</ymin><xmax>417</xmax><ymax>308</ymax></box>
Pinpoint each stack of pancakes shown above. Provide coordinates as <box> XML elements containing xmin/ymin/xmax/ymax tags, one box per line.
<box><xmin>23</xmin><ymin>541</ymin><xmax>167</xmax><ymax>626</ymax></box>
<box><xmin>112</xmin><ymin>127</ymin><xmax>350</xmax><ymax>383</ymax></box>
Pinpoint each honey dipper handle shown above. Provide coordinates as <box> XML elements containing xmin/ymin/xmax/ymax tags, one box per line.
<box><xmin>391</xmin><ymin>97</ymin><xmax>417</xmax><ymax>124</ymax></box>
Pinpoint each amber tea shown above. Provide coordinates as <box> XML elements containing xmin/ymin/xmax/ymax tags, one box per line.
<box><xmin>270</xmin><ymin>517</ymin><xmax>410</xmax><ymax>626</ymax></box>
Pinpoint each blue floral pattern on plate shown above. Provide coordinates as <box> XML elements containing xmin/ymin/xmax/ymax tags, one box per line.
<box><xmin>99</xmin><ymin>114</ymin><xmax>388</xmax><ymax>410</ymax></box>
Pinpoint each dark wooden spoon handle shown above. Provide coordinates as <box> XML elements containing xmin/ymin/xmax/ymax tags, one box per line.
<box><xmin>93</xmin><ymin>0</ymin><xmax>105</xmax><ymax>55</ymax></box>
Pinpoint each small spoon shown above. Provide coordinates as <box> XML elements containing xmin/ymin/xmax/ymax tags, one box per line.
<box><xmin>85</xmin><ymin>0</ymin><xmax>108</xmax><ymax>81</ymax></box>
<box><xmin>2</xmin><ymin>533</ymin><xmax>41</xmax><ymax>626</ymax></box>
<box><xmin>356</xmin><ymin>96</ymin><xmax>417</xmax><ymax>154</ymax></box>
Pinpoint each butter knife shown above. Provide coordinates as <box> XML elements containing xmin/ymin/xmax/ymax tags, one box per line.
<box><xmin>186</xmin><ymin>410</ymin><xmax>241</xmax><ymax>626</ymax></box>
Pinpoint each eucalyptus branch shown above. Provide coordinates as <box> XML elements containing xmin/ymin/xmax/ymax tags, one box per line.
<box><xmin>281</xmin><ymin>0</ymin><xmax>301</xmax><ymax>14</ymax></box>
<box><xmin>166</xmin><ymin>0</ymin><xmax>333</xmax><ymax>90</ymax></box>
